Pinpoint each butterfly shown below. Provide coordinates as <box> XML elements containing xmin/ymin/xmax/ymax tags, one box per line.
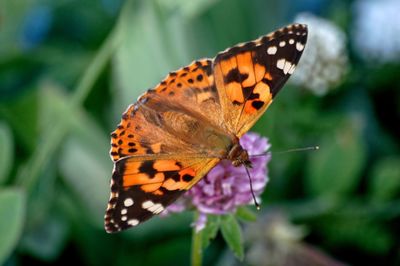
<box><xmin>104</xmin><ymin>24</ymin><xmax>307</xmax><ymax>233</ymax></box>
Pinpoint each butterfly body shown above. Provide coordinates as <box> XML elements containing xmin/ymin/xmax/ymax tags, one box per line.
<box><xmin>226</xmin><ymin>141</ymin><xmax>252</xmax><ymax>167</ymax></box>
<box><xmin>105</xmin><ymin>24</ymin><xmax>307</xmax><ymax>233</ymax></box>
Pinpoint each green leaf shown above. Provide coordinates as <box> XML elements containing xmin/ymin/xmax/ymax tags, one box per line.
<box><xmin>369</xmin><ymin>157</ymin><xmax>400</xmax><ymax>202</ymax></box>
<box><xmin>14</xmin><ymin>13</ymin><xmax>117</xmax><ymax>191</ymax></box>
<box><xmin>59</xmin><ymin>135</ymin><xmax>110</xmax><ymax>229</ymax></box>
<box><xmin>20</xmin><ymin>213</ymin><xmax>68</xmax><ymax>261</ymax></box>
<box><xmin>306</xmin><ymin>121</ymin><xmax>366</xmax><ymax>197</ymax></box>
<box><xmin>38</xmin><ymin>82</ymin><xmax>109</xmax><ymax>157</ymax></box>
<box><xmin>318</xmin><ymin>215</ymin><xmax>392</xmax><ymax>255</ymax></box>
<box><xmin>0</xmin><ymin>88</ymin><xmax>39</xmax><ymax>151</ymax></box>
<box><xmin>220</xmin><ymin>214</ymin><xmax>244</xmax><ymax>261</ymax></box>
<box><xmin>24</xmin><ymin>162</ymin><xmax>58</xmax><ymax>230</ymax></box>
<box><xmin>0</xmin><ymin>0</ymin><xmax>33</xmax><ymax>55</ymax></box>
<box><xmin>156</xmin><ymin>0</ymin><xmax>221</xmax><ymax>18</ymax></box>
<box><xmin>201</xmin><ymin>215</ymin><xmax>220</xmax><ymax>249</ymax></box>
<box><xmin>0</xmin><ymin>188</ymin><xmax>26</xmax><ymax>264</ymax></box>
<box><xmin>114</xmin><ymin>0</ymin><xmax>174</xmax><ymax>110</ymax></box>
<box><xmin>236</xmin><ymin>206</ymin><xmax>257</xmax><ymax>222</ymax></box>
<box><xmin>0</xmin><ymin>122</ymin><xmax>13</xmax><ymax>184</ymax></box>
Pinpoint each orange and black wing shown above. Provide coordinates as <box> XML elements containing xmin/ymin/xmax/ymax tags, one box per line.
<box><xmin>105</xmin><ymin>60</ymin><xmax>231</xmax><ymax>233</ymax></box>
<box><xmin>213</xmin><ymin>24</ymin><xmax>308</xmax><ymax>137</ymax></box>
<box><xmin>109</xmin><ymin>59</ymin><xmax>229</xmax><ymax>163</ymax></box>
<box><xmin>105</xmin><ymin>24</ymin><xmax>308</xmax><ymax>233</ymax></box>
<box><xmin>105</xmin><ymin>156</ymin><xmax>219</xmax><ymax>233</ymax></box>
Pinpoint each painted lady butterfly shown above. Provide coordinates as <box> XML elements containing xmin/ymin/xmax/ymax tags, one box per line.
<box><xmin>105</xmin><ymin>24</ymin><xmax>307</xmax><ymax>233</ymax></box>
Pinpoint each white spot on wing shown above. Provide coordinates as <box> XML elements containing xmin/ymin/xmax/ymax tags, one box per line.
<box><xmin>121</xmin><ymin>209</ymin><xmax>127</xmax><ymax>215</ymax></box>
<box><xmin>142</xmin><ymin>200</ymin><xmax>154</xmax><ymax>209</ymax></box>
<box><xmin>152</xmin><ymin>204</ymin><xmax>165</xmax><ymax>214</ymax></box>
<box><xmin>277</xmin><ymin>59</ymin><xmax>286</xmax><ymax>70</ymax></box>
<box><xmin>283</xmin><ymin>61</ymin><xmax>292</xmax><ymax>74</ymax></box>
<box><xmin>296</xmin><ymin>42</ymin><xmax>304</xmax><ymax>51</ymax></box>
<box><xmin>267</xmin><ymin>46</ymin><xmax>277</xmax><ymax>55</ymax></box>
<box><xmin>124</xmin><ymin>198</ymin><xmax>134</xmax><ymax>207</ymax></box>
<box><xmin>154</xmin><ymin>207</ymin><xmax>164</xmax><ymax>214</ymax></box>
<box><xmin>288</xmin><ymin>64</ymin><xmax>296</xmax><ymax>74</ymax></box>
<box><xmin>128</xmin><ymin>219</ymin><xmax>139</xmax><ymax>226</ymax></box>
<box><xmin>121</xmin><ymin>216</ymin><xmax>127</xmax><ymax>221</ymax></box>
<box><xmin>142</xmin><ymin>200</ymin><xmax>165</xmax><ymax>214</ymax></box>
<box><xmin>277</xmin><ymin>59</ymin><xmax>294</xmax><ymax>75</ymax></box>
<box><xmin>279</xmin><ymin>41</ymin><xmax>286</xmax><ymax>47</ymax></box>
<box><xmin>289</xmin><ymin>39</ymin><xmax>294</xmax><ymax>44</ymax></box>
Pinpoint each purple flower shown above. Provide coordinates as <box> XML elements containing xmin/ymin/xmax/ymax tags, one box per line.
<box><xmin>165</xmin><ymin>132</ymin><xmax>271</xmax><ymax>231</ymax></box>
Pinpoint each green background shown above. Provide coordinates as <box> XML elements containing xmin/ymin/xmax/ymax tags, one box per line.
<box><xmin>1</xmin><ymin>0</ymin><xmax>399</xmax><ymax>265</ymax></box>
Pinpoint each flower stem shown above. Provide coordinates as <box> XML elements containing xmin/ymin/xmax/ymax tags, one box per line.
<box><xmin>191</xmin><ymin>212</ymin><xmax>203</xmax><ymax>266</ymax></box>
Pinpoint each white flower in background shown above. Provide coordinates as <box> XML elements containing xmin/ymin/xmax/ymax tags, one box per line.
<box><xmin>353</xmin><ymin>0</ymin><xmax>400</xmax><ymax>63</ymax></box>
<box><xmin>291</xmin><ymin>13</ymin><xmax>348</xmax><ymax>96</ymax></box>
<box><xmin>242</xmin><ymin>212</ymin><xmax>346</xmax><ymax>266</ymax></box>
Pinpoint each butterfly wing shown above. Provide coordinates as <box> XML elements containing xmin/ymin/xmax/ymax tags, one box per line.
<box><xmin>106</xmin><ymin>60</ymin><xmax>231</xmax><ymax>232</ymax></box>
<box><xmin>105</xmin><ymin>24</ymin><xmax>308</xmax><ymax>232</ymax></box>
<box><xmin>213</xmin><ymin>24</ymin><xmax>308</xmax><ymax>137</ymax></box>
<box><xmin>105</xmin><ymin>156</ymin><xmax>219</xmax><ymax>233</ymax></box>
<box><xmin>109</xmin><ymin>25</ymin><xmax>307</xmax><ymax>162</ymax></box>
<box><xmin>109</xmin><ymin>59</ymin><xmax>230</xmax><ymax>163</ymax></box>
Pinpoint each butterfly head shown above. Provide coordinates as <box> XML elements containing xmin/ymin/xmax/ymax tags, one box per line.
<box><xmin>227</xmin><ymin>140</ymin><xmax>260</xmax><ymax>209</ymax></box>
<box><xmin>227</xmin><ymin>142</ymin><xmax>252</xmax><ymax>168</ymax></box>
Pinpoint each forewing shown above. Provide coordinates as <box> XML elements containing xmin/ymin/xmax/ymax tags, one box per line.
<box><xmin>104</xmin><ymin>156</ymin><xmax>219</xmax><ymax>233</ymax></box>
<box><xmin>212</xmin><ymin>24</ymin><xmax>308</xmax><ymax>137</ymax></box>
<box><xmin>110</xmin><ymin>59</ymin><xmax>231</xmax><ymax>162</ymax></box>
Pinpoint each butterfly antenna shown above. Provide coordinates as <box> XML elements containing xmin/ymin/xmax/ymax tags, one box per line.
<box><xmin>251</xmin><ymin>145</ymin><xmax>319</xmax><ymax>157</ymax></box>
<box><xmin>243</xmin><ymin>164</ymin><xmax>260</xmax><ymax>210</ymax></box>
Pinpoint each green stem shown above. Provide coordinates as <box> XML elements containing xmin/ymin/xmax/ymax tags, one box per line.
<box><xmin>191</xmin><ymin>212</ymin><xmax>203</xmax><ymax>266</ymax></box>
<box><xmin>15</xmin><ymin>1</ymin><xmax>127</xmax><ymax>191</ymax></box>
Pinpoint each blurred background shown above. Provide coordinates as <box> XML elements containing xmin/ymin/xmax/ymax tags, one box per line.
<box><xmin>1</xmin><ymin>0</ymin><xmax>400</xmax><ymax>265</ymax></box>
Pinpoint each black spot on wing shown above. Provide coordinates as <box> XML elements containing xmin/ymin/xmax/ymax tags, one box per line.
<box><xmin>251</xmin><ymin>100</ymin><xmax>264</xmax><ymax>110</ymax></box>
<box><xmin>242</xmin><ymin>85</ymin><xmax>255</xmax><ymax>99</ymax></box>
<box><xmin>164</xmin><ymin>171</ymin><xmax>181</xmax><ymax>182</ymax></box>
<box><xmin>182</xmin><ymin>174</ymin><xmax>194</xmax><ymax>182</ymax></box>
<box><xmin>224</xmin><ymin>68</ymin><xmax>249</xmax><ymax>84</ymax></box>
<box><xmin>138</xmin><ymin>160</ymin><xmax>157</xmax><ymax>178</ymax></box>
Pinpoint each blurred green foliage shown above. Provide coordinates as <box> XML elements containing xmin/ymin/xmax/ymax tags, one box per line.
<box><xmin>0</xmin><ymin>0</ymin><xmax>400</xmax><ymax>265</ymax></box>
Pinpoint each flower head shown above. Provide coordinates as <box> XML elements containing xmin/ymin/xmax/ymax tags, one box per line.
<box><xmin>291</xmin><ymin>13</ymin><xmax>348</xmax><ymax>96</ymax></box>
<box><xmin>353</xmin><ymin>0</ymin><xmax>400</xmax><ymax>63</ymax></box>
<box><xmin>165</xmin><ymin>132</ymin><xmax>271</xmax><ymax>231</ymax></box>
